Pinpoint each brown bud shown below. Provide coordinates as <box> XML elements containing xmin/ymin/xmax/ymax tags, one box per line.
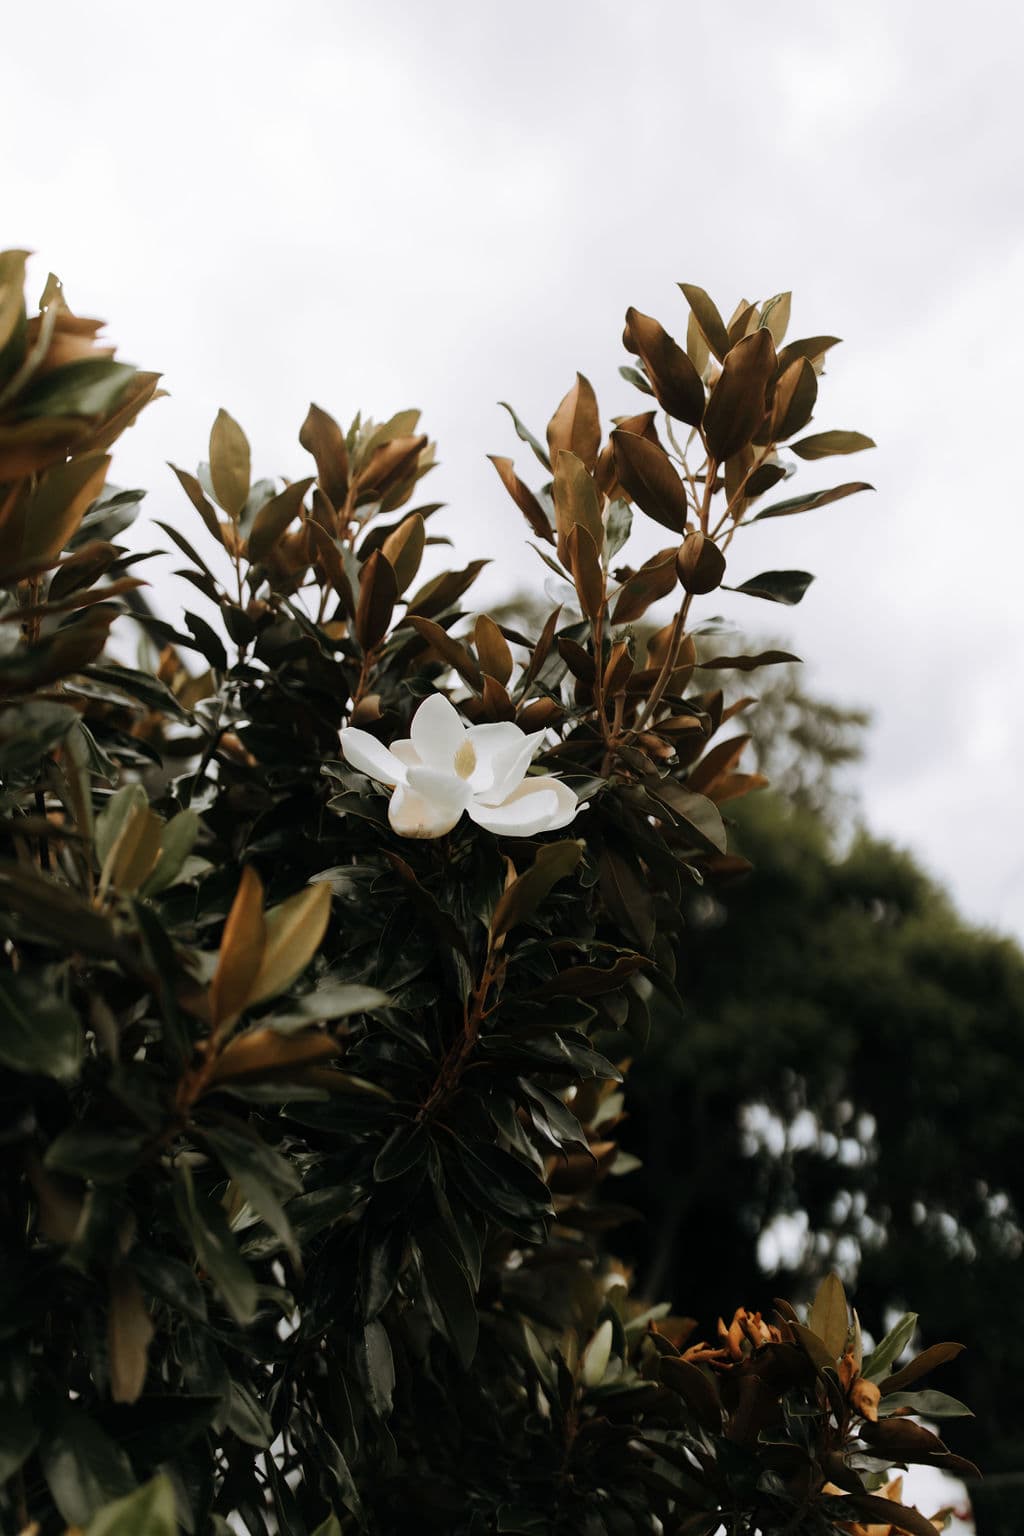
<box><xmin>849</xmin><ymin>1376</ymin><xmax>881</xmax><ymax>1422</ymax></box>
<box><xmin>351</xmin><ymin>694</ymin><xmax>383</xmax><ymax>727</ymax></box>
<box><xmin>676</xmin><ymin>531</ymin><xmax>725</xmax><ymax>594</ymax></box>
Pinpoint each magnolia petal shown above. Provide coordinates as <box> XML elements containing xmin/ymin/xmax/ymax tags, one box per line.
<box><xmin>340</xmin><ymin>728</ymin><xmax>409</xmax><ymax>786</ymax></box>
<box><xmin>465</xmin><ymin>721</ymin><xmax>527</xmax><ymax>793</ymax></box>
<box><xmin>389</xmin><ymin>738</ymin><xmax>420</xmax><ymax>767</ymax></box>
<box><xmin>389</xmin><ymin>784</ymin><xmax>464</xmax><ymax>839</ymax></box>
<box><xmin>406</xmin><ymin>764</ymin><xmax>472</xmax><ymax>815</ymax></box>
<box><xmin>467</xmin><ymin>779</ymin><xmax>564</xmax><ymax>837</ymax></box>
<box><xmin>531</xmin><ymin>775</ymin><xmax>582</xmax><ymax>830</ymax></box>
<box><xmin>479</xmin><ymin>731</ymin><xmax>547</xmax><ymax>805</ymax></box>
<box><xmin>410</xmin><ymin>692</ymin><xmax>466</xmax><ymax>769</ymax></box>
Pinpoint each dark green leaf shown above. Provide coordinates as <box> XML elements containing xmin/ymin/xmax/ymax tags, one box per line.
<box><xmin>880</xmin><ymin>1341</ymin><xmax>965</xmax><ymax>1394</ymax></box>
<box><xmin>417</xmin><ymin>1225</ymin><xmax>479</xmax><ymax>1369</ymax></box>
<box><xmin>492</xmin><ymin>840</ymin><xmax>582</xmax><ymax>939</ymax></box>
<box><xmin>619</xmin><ymin>364</ymin><xmax>655</xmax><ymax>397</ymax></box>
<box><xmin>0</xmin><ymin>1400</ymin><xmax>38</xmax><ymax>1482</ymax></box>
<box><xmin>248</xmin><ymin>477</ymin><xmax>315</xmax><ymax>562</ymax></box>
<box><xmin>362</xmin><ymin>1319</ymin><xmax>395</xmax><ymax>1417</ymax></box>
<box><xmin>751</xmin><ymin>480</ymin><xmax>873</xmax><ymax>520</ymax></box>
<box><xmin>184</xmin><ymin>610</ymin><xmax>228</xmax><ymax>670</ymax></box>
<box><xmin>362</xmin><ymin>1221</ymin><xmax>407</xmax><ymax>1320</ymax></box>
<box><xmin>199</xmin><ymin>1122</ymin><xmax>301</xmax><ymax>1258</ymax></box>
<box><xmin>225</xmin><ymin>1380</ymin><xmax>273</xmax><ymax>1448</ymax></box>
<box><xmin>84</xmin><ymin>663</ymin><xmax>189</xmax><ymax>719</ymax></box>
<box><xmin>0</xmin><ymin>972</ymin><xmax>80</xmax><ymax>1079</ymax></box>
<box><xmin>646</xmin><ymin>781</ymin><xmax>727</xmax><ymax>853</ymax></box>
<box><xmin>40</xmin><ymin>1408</ymin><xmax>136</xmax><ymax>1526</ymax></box>
<box><xmin>44</xmin><ymin>1124</ymin><xmax>147</xmax><ymax>1182</ymax></box>
<box><xmin>498</xmin><ymin>401</ymin><xmax>552</xmax><ymax>471</ymax></box>
<box><xmin>374</xmin><ymin>1122</ymin><xmax>430</xmax><ymax>1183</ymax></box>
<box><xmin>863</xmin><ymin>1312</ymin><xmax>918</xmax><ymax>1382</ymax></box>
<box><xmin>173</xmin><ymin>1163</ymin><xmax>258</xmax><ymax>1325</ymax></box>
<box><xmin>696</xmin><ymin>649</ymin><xmax>800</xmax><ymax>672</ymax></box>
<box><xmin>18</xmin><ymin>359</ymin><xmax>136</xmax><ymax>419</ymax></box>
<box><xmin>84</xmin><ymin>1474</ymin><xmax>178</xmax><ymax>1536</ymax></box>
<box><xmin>732</xmin><ymin>569</ymin><xmax>814</xmax><ymax>606</ymax></box>
<box><xmin>133</xmin><ymin>1248</ymin><xmax>208</xmax><ymax>1322</ymax></box>
<box><xmin>0</xmin><ymin>699</ymin><xmax>78</xmax><ymax>772</ymax></box>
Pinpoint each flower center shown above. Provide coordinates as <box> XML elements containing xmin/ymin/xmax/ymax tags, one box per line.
<box><xmin>453</xmin><ymin>739</ymin><xmax>477</xmax><ymax>780</ymax></box>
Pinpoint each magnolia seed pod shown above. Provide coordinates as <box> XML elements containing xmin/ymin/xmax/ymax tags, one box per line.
<box><xmin>676</xmin><ymin>531</ymin><xmax>725</xmax><ymax>594</ymax></box>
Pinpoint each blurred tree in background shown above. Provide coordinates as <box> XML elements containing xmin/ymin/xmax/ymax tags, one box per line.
<box><xmin>621</xmin><ymin>667</ymin><xmax>1024</xmax><ymax>1490</ymax></box>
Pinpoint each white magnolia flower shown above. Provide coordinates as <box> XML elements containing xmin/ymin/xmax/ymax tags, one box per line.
<box><xmin>339</xmin><ymin>693</ymin><xmax>582</xmax><ymax>839</ymax></box>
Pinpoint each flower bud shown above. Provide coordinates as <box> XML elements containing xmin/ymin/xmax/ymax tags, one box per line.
<box><xmin>676</xmin><ymin>531</ymin><xmax>726</xmax><ymax>594</ymax></box>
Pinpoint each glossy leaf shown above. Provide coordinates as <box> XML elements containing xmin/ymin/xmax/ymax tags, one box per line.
<box><xmin>381</xmin><ymin>511</ymin><xmax>426</xmax><ymax>594</ymax></box>
<box><xmin>732</xmin><ymin>569</ymin><xmax>814</xmax><ymax>605</ymax></box>
<box><xmin>547</xmin><ymin>373</ymin><xmax>601</xmax><ymax>472</ymax></box>
<box><xmin>209</xmin><ymin>408</ymin><xmax>251</xmax><ymax>518</ymax></box>
<box><xmin>808</xmin><ymin>1271</ymin><xmax>848</xmax><ymax>1360</ymax></box>
<box><xmin>612</xmin><ymin>548</ymin><xmax>677</xmax><ymax>623</ymax></box>
<box><xmin>567</xmin><ymin>523</ymin><xmax>604</xmax><ymax>620</ymax></box>
<box><xmin>248</xmin><ymin>476</ymin><xmax>314</xmax><ymax>561</ymax></box>
<box><xmin>84</xmin><ymin>1474</ymin><xmax>178</xmax><ymax>1536</ymax></box>
<box><xmin>107</xmin><ymin>1263</ymin><xmax>155</xmax><ymax>1404</ymax></box>
<box><xmin>40</xmin><ymin>1409</ymin><xmax>136</xmax><ymax>1526</ymax></box>
<box><xmin>697</xmin><ymin>648</ymin><xmax>800</xmax><ymax>671</ymax></box>
<box><xmin>210</xmin><ymin>865</ymin><xmax>267</xmax><ymax>1029</ymax></box>
<box><xmin>0</xmin><ymin>1401</ymin><xmax>38</xmax><ymax>1484</ymax></box>
<box><xmin>751</xmin><ymin>480</ymin><xmax>873</xmax><ymax>520</ymax></box>
<box><xmin>488</xmin><ymin>454</ymin><xmax>554</xmax><ymax>542</ymax></box>
<box><xmin>498</xmin><ymin>401</ymin><xmax>552</xmax><ymax>471</ymax></box>
<box><xmin>300</xmin><ymin>402</ymin><xmax>350</xmax><ymax>507</ymax></box>
<box><xmin>374</xmin><ymin>1121</ymin><xmax>429</xmax><ymax>1182</ymax></box>
<box><xmin>20</xmin><ymin>452</ymin><xmax>111</xmax><ymax>563</ymax></box>
<box><xmin>864</xmin><ymin>1312</ymin><xmax>919</xmax><ymax>1382</ymax></box>
<box><xmin>880</xmin><ymin>1388</ymin><xmax>973</xmax><ymax>1418</ymax></box>
<box><xmin>355</xmin><ymin>548</ymin><xmax>398</xmax><ymax>649</ymax></box>
<box><xmin>475</xmin><ymin>612</ymin><xmax>514</xmax><ymax>685</ymax></box>
<box><xmin>552</xmin><ymin>448</ymin><xmax>603</xmax><ymax>560</ymax></box>
<box><xmin>676</xmin><ymin>531</ymin><xmax>725</xmax><ymax>594</ymax></box>
<box><xmin>702</xmin><ymin>327</ymin><xmax>776</xmax><ymax>462</ymax></box>
<box><xmin>678</xmin><ymin>283</ymin><xmax>731</xmax><ymax>361</ymax></box>
<box><xmin>768</xmin><ymin>355</ymin><xmax>817</xmax><ymax>440</ymax></box>
<box><xmin>492</xmin><ymin>840</ymin><xmax>583</xmax><ymax>940</ymax></box>
<box><xmin>173</xmin><ymin>1162</ymin><xmax>258</xmax><ymax>1325</ymax></box>
<box><xmin>791</xmin><ymin>428</ymin><xmax>876</xmax><ymax>460</ymax></box>
<box><xmin>623</xmin><ymin>308</ymin><xmax>705</xmax><ymax>426</ymax></box>
<box><xmin>880</xmin><ymin>1340</ymin><xmax>965</xmax><ymax>1395</ymax></box>
<box><xmin>610</xmin><ymin>430</ymin><xmax>688</xmax><ymax>534</ymax></box>
<box><xmin>248</xmin><ymin>880</ymin><xmax>333</xmax><ymax>1007</ymax></box>
<box><xmin>0</xmin><ymin>973</ymin><xmax>80</xmax><ymax>1079</ymax></box>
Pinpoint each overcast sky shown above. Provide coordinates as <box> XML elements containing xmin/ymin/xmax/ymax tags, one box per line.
<box><xmin>7</xmin><ymin>0</ymin><xmax>1024</xmax><ymax>950</ymax></box>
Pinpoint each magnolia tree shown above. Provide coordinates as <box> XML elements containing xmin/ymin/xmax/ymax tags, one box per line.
<box><xmin>0</xmin><ymin>252</ymin><xmax>976</xmax><ymax>1536</ymax></box>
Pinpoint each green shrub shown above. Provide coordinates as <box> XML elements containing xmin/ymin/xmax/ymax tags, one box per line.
<box><xmin>0</xmin><ymin>255</ymin><xmax>971</xmax><ymax>1534</ymax></box>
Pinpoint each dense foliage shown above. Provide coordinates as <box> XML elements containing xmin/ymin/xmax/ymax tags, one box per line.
<box><xmin>0</xmin><ymin>252</ymin><xmax>974</xmax><ymax>1534</ymax></box>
